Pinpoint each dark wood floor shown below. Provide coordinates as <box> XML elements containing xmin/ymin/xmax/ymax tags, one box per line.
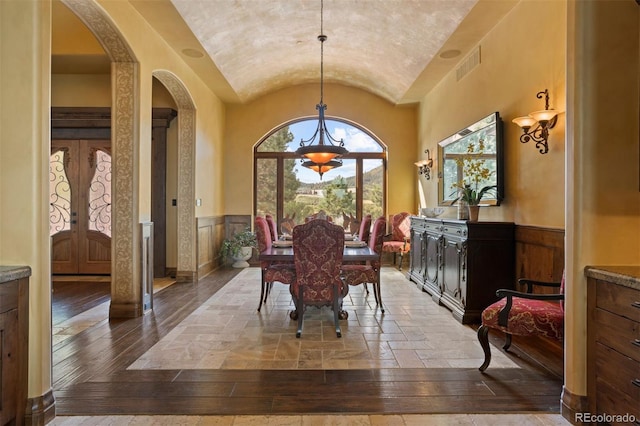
<box><xmin>52</xmin><ymin>268</ymin><xmax>564</xmax><ymax>416</ymax></box>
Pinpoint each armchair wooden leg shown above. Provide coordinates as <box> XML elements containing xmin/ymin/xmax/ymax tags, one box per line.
<box><xmin>296</xmin><ymin>287</ymin><xmax>304</xmax><ymax>338</ymax></box>
<box><xmin>477</xmin><ymin>325</ymin><xmax>491</xmax><ymax>372</ymax></box>
<box><xmin>398</xmin><ymin>253</ymin><xmax>404</xmax><ymax>270</ymax></box>
<box><xmin>363</xmin><ymin>283</ymin><xmax>369</xmax><ymax>294</ymax></box>
<box><xmin>503</xmin><ymin>333</ymin><xmax>512</xmax><ymax>351</ymax></box>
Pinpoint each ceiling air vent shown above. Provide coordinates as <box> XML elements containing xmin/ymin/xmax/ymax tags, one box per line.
<box><xmin>456</xmin><ymin>46</ymin><xmax>481</xmax><ymax>82</ymax></box>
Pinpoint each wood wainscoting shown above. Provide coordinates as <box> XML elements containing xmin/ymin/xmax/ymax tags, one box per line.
<box><xmin>515</xmin><ymin>225</ymin><xmax>565</xmax><ymax>292</ymax></box>
<box><xmin>196</xmin><ymin>216</ymin><xmax>226</xmax><ymax>280</ymax></box>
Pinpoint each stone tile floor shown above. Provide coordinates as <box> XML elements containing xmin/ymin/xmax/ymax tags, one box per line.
<box><xmin>127</xmin><ymin>268</ymin><xmax>518</xmax><ymax>371</ymax></box>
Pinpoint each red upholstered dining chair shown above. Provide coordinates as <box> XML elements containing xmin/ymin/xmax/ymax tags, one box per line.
<box><xmin>356</xmin><ymin>214</ymin><xmax>372</xmax><ymax>244</ymax></box>
<box><xmin>265</xmin><ymin>214</ymin><xmax>278</xmax><ymax>242</ymax></box>
<box><xmin>342</xmin><ymin>216</ymin><xmax>387</xmax><ymax>312</ymax></box>
<box><xmin>254</xmin><ymin>216</ymin><xmax>296</xmax><ymax>312</ymax></box>
<box><xmin>381</xmin><ymin>212</ymin><xmax>411</xmax><ymax>270</ymax></box>
<box><xmin>290</xmin><ymin>219</ymin><xmax>346</xmax><ymax>338</ymax></box>
<box><xmin>477</xmin><ymin>274</ymin><xmax>565</xmax><ymax>371</ymax></box>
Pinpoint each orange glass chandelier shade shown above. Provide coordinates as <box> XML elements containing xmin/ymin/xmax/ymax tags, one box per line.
<box><xmin>302</xmin><ymin>159</ymin><xmax>342</xmax><ymax>179</ymax></box>
<box><xmin>296</xmin><ymin>143</ymin><xmax>347</xmax><ymax>164</ymax></box>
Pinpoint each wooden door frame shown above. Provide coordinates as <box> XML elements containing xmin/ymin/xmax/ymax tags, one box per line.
<box><xmin>51</xmin><ymin>107</ymin><xmax>177</xmax><ymax>277</ymax></box>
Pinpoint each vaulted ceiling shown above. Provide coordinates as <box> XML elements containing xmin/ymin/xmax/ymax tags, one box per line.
<box><xmin>52</xmin><ymin>0</ymin><xmax>519</xmax><ymax>105</ymax></box>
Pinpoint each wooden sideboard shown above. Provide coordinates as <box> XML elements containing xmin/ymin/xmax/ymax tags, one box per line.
<box><xmin>408</xmin><ymin>216</ymin><xmax>514</xmax><ymax>324</ymax></box>
<box><xmin>586</xmin><ymin>266</ymin><xmax>640</xmax><ymax>424</ymax></box>
<box><xmin>0</xmin><ymin>266</ymin><xmax>30</xmax><ymax>426</ymax></box>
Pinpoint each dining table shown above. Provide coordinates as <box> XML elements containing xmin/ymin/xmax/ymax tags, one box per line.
<box><xmin>258</xmin><ymin>242</ymin><xmax>380</xmax><ymax>320</ymax></box>
<box><xmin>258</xmin><ymin>243</ymin><xmax>378</xmax><ymax>263</ymax></box>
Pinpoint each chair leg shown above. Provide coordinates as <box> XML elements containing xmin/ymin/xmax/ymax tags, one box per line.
<box><xmin>296</xmin><ymin>287</ymin><xmax>304</xmax><ymax>338</ymax></box>
<box><xmin>503</xmin><ymin>333</ymin><xmax>512</xmax><ymax>351</ymax></box>
<box><xmin>398</xmin><ymin>252</ymin><xmax>404</xmax><ymax>270</ymax></box>
<box><xmin>363</xmin><ymin>283</ymin><xmax>369</xmax><ymax>295</ymax></box>
<box><xmin>333</xmin><ymin>283</ymin><xmax>342</xmax><ymax>338</ymax></box>
<box><xmin>375</xmin><ymin>282</ymin><xmax>385</xmax><ymax>313</ymax></box>
<box><xmin>477</xmin><ymin>325</ymin><xmax>491</xmax><ymax>372</ymax></box>
<box><xmin>257</xmin><ymin>270</ymin><xmax>268</xmax><ymax>312</ymax></box>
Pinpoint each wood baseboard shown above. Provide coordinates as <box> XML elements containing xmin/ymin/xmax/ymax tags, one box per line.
<box><xmin>25</xmin><ymin>388</ymin><xmax>55</xmax><ymax>426</ymax></box>
<box><xmin>561</xmin><ymin>386</ymin><xmax>589</xmax><ymax>425</ymax></box>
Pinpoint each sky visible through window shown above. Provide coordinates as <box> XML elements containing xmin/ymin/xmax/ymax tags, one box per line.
<box><xmin>286</xmin><ymin>119</ymin><xmax>383</xmax><ymax>183</ymax></box>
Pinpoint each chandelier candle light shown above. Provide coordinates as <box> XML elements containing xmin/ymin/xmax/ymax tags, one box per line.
<box><xmin>295</xmin><ymin>0</ymin><xmax>348</xmax><ymax>179</ymax></box>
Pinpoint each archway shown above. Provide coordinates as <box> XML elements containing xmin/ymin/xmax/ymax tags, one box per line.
<box><xmin>153</xmin><ymin>70</ymin><xmax>197</xmax><ymax>281</ymax></box>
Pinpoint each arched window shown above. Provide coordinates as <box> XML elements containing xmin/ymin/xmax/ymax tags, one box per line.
<box><xmin>254</xmin><ymin>118</ymin><xmax>386</xmax><ymax>233</ymax></box>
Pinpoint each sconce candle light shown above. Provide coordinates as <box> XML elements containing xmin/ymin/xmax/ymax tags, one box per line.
<box><xmin>415</xmin><ymin>149</ymin><xmax>433</xmax><ymax>180</ymax></box>
<box><xmin>512</xmin><ymin>89</ymin><xmax>558</xmax><ymax>154</ymax></box>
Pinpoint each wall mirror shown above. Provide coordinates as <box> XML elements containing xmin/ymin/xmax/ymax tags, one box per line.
<box><xmin>438</xmin><ymin>112</ymin><xmax>504</xmax><ymax>206</ymax></box>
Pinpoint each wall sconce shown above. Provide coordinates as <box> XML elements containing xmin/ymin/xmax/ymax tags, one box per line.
<box><xmin>512</xmin><ymin>89</ymin><xmax>558</xmax><ymax>154</ymax></box>
<box><xmin>415</xmin><ymin>149</ymin><xmax>433</xmax><ymax>179</ymax></box>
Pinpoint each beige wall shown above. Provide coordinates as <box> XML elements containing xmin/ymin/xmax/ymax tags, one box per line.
<box><xmin>564</xmin><ymin>0</ymin><xmax>640</xmax><ymax>402</ymax></box>
<box><xmin>418</xmin><ymin>0</ymin><xmax>566</xmax><ymax>228</ymax></box>
<box><xmin>0</xmin><ymin>0</ymin><xmax>53</xmax><ymax>401</ymax></box>
<box><xmin>224</xmin><ymin>83</ymin><xmax>418</xmax><ymax>216</ymax></box>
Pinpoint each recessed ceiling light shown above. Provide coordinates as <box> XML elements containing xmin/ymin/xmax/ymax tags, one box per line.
<box><xmin>182</xmin><ymin>48</ymin><xmax>204</xmax><ymax>58</ymax></box>
<box><xmin>439</xmin><ymin>49</ymin><xmax>461</xmax><ymax>59</ymax></box>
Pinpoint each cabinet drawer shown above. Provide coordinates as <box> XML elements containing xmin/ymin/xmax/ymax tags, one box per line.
<box><xmin>594</xmin><ymin>308</ymin><xmax>640</xmax><ymax>363</ymax></box>
<box><xmin>595</xmin><ymin>378</ymin><xmax>640</xmax><ymax>423</ymax></box>
<box><xmin>0</xmin><ymin>280</ymin><xmax>18</xmax><ymax>314</ymax></box>
<box><xmin>596</xmin><ymin>281</ymin><xmax>640</xmax><ymax>322</ymax></box>
<box><xmin>441</xmin><ymin>224</ymin><xmax>466</xmax><ymax>238</ymax></box>
<box><xmin>596</xmin><ymin>343</ymin><xmax>640</xmax><ymax>404</ymax></box>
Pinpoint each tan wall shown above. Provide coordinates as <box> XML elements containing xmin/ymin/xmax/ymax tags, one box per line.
<box><xmin>224</xmin><ymin>83</ymin><xmax>418</xmax><ymax>216</ymax></box>
<box><xmin>564</xmin><ymin>0</ymin><xmax>640</xmax><ymax>403</ymax></box>
<box><xmin>418</xmin><ymin>0</ymin><xmax>566</xmax><ymax>228</ymax></box>
<box><xmin>0</xmin><ymin>0</ymin><xmax>53</xmax><ymax>401</ymax></box>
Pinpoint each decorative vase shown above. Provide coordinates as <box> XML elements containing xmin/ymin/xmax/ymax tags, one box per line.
<box><xmin>231</xmin><ymin>247</ymin><xmax>253</xmax><ymax>268</ymax></box>
<box><xmin>457</xmin><ymin>199</ymin><xmax>469</xmax><ymax>220</ymax></box>
<box><xmin>468</xmin><ymin>205</ymin><xmax>480</xmax><ymax>222</ymax></box>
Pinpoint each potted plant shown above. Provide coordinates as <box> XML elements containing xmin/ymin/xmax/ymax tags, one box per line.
<box><xmin>220</xmin><ymin>227</ymin><xmax>257</xmax><ymax>268</ymax></box>
<box><xmin>451</xmin><ymin>139</ymin><xmax>497</xmax><ymax>221</ymax></box>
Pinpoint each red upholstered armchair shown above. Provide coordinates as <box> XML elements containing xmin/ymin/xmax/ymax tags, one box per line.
<box><xmin>255</xmin><ymin>216</ymin><xmax>296</xmax><ymax>312</ymax></box>
<box><xmin>477</xmin><ymin>275</ymin><xmax>565</xmax><ymax>371</ymax></box>
<box><xmin>291</xmin><ymin>219</ymin><xmax>345</xmax><ymax>338</ymax></box>
<box><xmin>342</xmin><ymin>216</ymin><xmax>386</xmax><ymax>312</ymax></box>
<box><xmin>381</xmin><ymin>212</ymin><xmax>411</xmax><ymax>270</ymax></box>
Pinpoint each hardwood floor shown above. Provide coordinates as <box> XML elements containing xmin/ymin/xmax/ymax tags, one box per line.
<box><xmin>51</xmin><ymin>268</ymin><xmax>563</xmax><ymax>416</ymax></box>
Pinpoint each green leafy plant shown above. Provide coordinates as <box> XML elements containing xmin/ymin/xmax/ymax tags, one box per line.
<box><xmin>450</xmin><ymin>138</ymin><xmax>496</xmax><ymax>206</ymax></box>
<box><xmin>219</xmin><ymin>228</ymin><xmax>257</xmax><ymax>258</ymax></box>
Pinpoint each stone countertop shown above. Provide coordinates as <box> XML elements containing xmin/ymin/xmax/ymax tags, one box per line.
<box><xmin>0</xmin><ymin>265</ymin><xmax>32</xmax><ymax>283</ymax></box>
<box><xmin>584</xmin><ymin>265</ymin><xmax>640</xmax><ymax>291</ymax></box>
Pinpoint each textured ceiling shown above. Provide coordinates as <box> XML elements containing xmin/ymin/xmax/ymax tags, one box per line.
<box><xmin>53</xmin><ymin>0</ymin><xmax>520</xmax><ymax>105</ymax></box>
<box><xmin>171</xmin><ymin>0</ymin><xmax>478</xmax><ymax>104</ymax></box>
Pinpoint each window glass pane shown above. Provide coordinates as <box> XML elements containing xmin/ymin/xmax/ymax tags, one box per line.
<box><xmin>88</xmin><ymin>149</ymin><xmax>112</xmax><ymax>237</ymax></box>
<box><xmin>50</xmin><ymin>149</ymin><xmax>71</xmax><ymax>236</ymax></box>
<box><xmin>256</xmin><ymin>158</ymin><xmax>277</xmax><ymax>217</ymax></box>
<box><xmin>257</xmin><ymin>127</ymin><xmax>294</xmax><ymax>152</ymax></box>
<box><xmin>363</xmin><ymin>159</ymin><xmax>384</xmax><ymax>220</ymax></box>
<box><xmin>258</xmin><ymin>120</ymin><xmax>383</xmax><ymax>154</ymax></box>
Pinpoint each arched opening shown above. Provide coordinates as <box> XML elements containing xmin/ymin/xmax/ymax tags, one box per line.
<box><xmin>254</xmin><ymin>118</ymin><xmax>387</xmax><ymax>232</ymax></box>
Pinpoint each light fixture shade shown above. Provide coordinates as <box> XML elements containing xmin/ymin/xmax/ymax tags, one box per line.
<box><xmin>512</xmin><ymin>116</ymin><xmax>537</xmax><ymax>129</ymax></box>
<box><xmin>302</xmin><ymin>159</ymin><xmax>341</xmax><ymax>178</ymax></box>
<box><xmin>296</xmin><ymin>144</ymin><xmax>347</xmax><ymax>164</ymax></box>
<box><xmin>529</xmin><ymin>110</ymin><xmax>557</xmax><ymax>124</ymax></box>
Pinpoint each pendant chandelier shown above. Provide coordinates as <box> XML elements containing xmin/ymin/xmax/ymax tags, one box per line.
<box><xmin>295</xmin><ymin>0</ymin><xmax>348</xmax><ymax>179</ymax></box>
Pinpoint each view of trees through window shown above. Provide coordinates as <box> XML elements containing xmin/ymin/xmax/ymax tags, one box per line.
<box><xmin>255</xmin><ymin>119</ymin><xmax>386</xmax><ymax>231</ymax></box>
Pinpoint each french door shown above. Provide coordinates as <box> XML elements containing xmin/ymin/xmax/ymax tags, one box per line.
<box><xmin>50</xmin><ymin>140</ymin><xmax>111</xmax><ymax>274</ymax></box>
